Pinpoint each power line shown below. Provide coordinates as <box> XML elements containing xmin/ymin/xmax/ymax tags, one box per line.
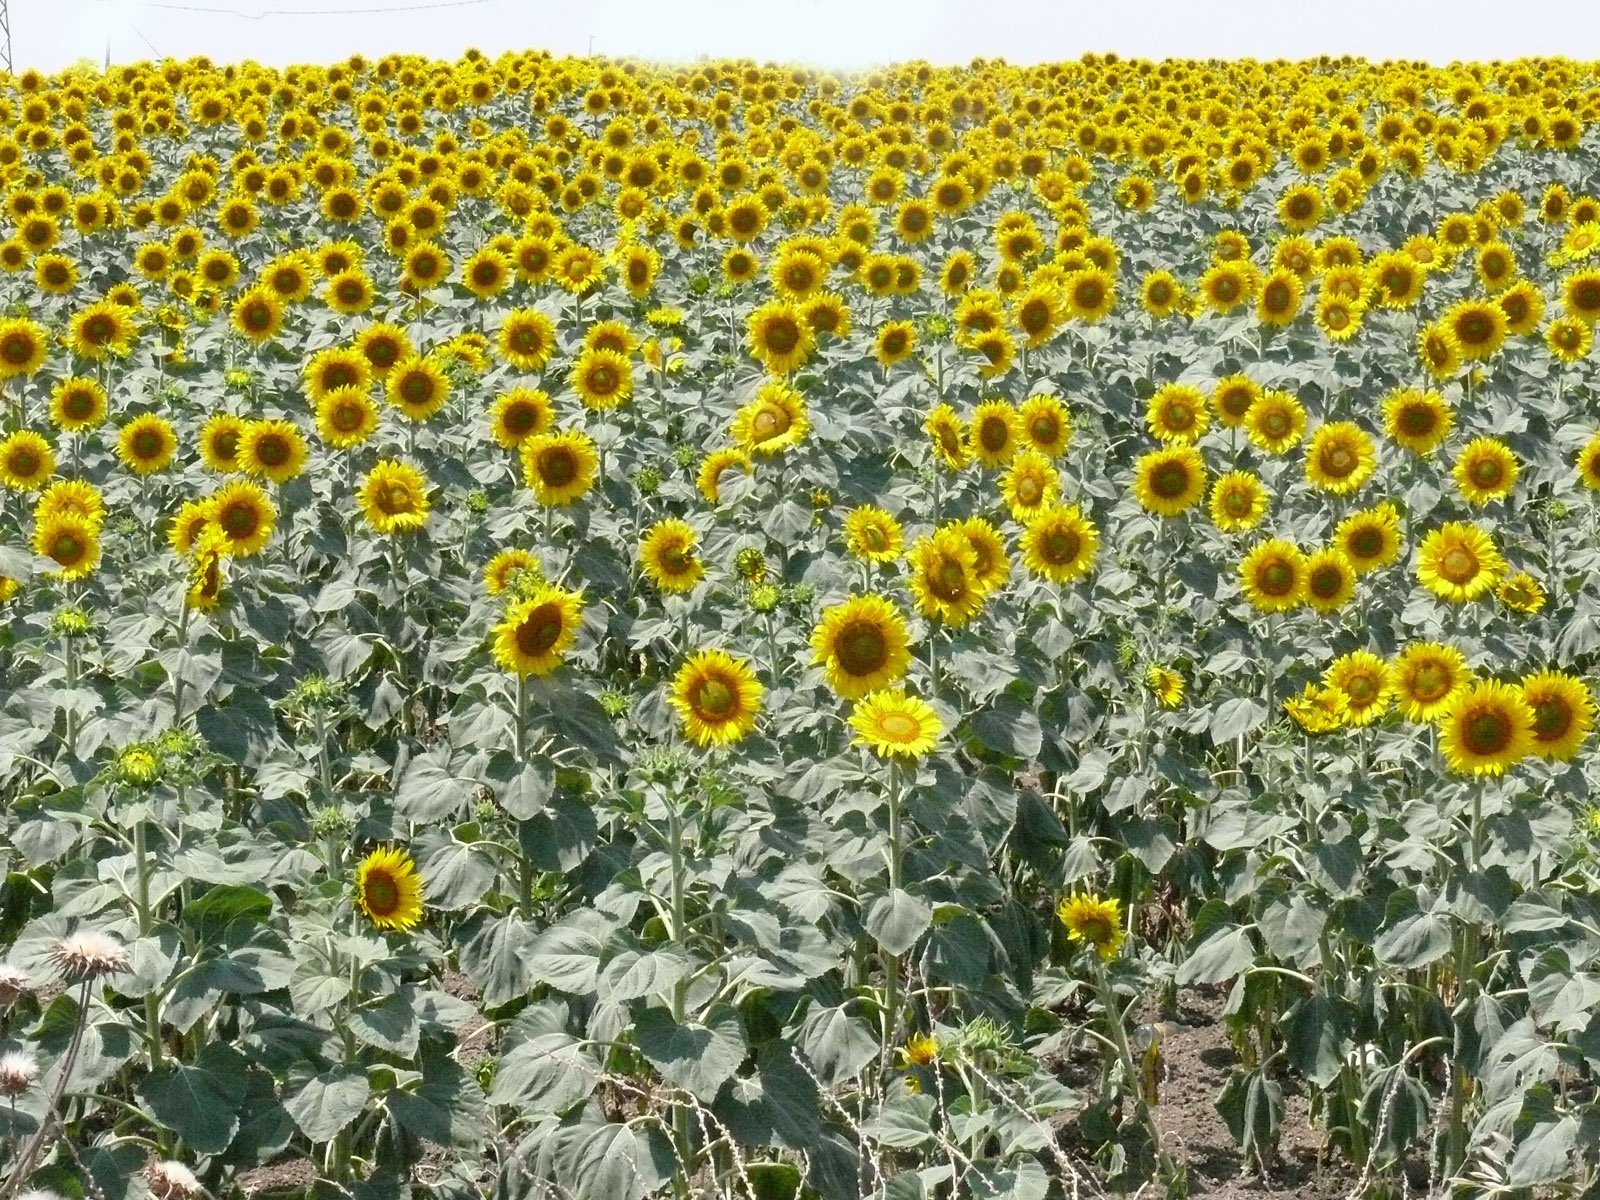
<box><xmin>130</xmin><ymin>23</ymin><xmax>164</xmax><ymax>59</ymax></box>
<box><xmin>142</xmin><ymin>0</ymin><xmax>491</xmax><ymax>16</ymax></box>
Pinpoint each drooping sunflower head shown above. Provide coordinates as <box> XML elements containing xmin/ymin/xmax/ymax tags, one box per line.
<box><xmin>925</xmin><ymin>403</ymin><xmax>969</xmax><ymax>471</ymax></box>
<box><xmin>1146</xmin><ymin>664</ymin><xmax>1185</xmax><ymax>708</ymax></box>
<box><xmin>849</xmin><ymin>688</ymin><xmax>942</xmax><ymax>760</ymax></box>
<box><xmin>1134</xmin><ymin>446</ymin><xmax>1208</xmax><ymax>518</ymax></box>
<box><xmin>1418</xmin><ymin>322</ymin><xmax>1463</xmax><ymax>380</ymax></box>
<box><xmin>353</xmin><ymin>846</ymin><xmax>424</xmax><ymax>932</ymax></box>
<box><xmin>1239</xmin><ymin>538</ymin><xmax>1307</xmax><ymax>614</ymax></box>
<box><xmin>1058</xmin><ymin>893</ymin><xmax>1126</xmax><ymax>960</ymax></box>
<box><xmin>1497</xmin><ymin>570</ymin><xmax>1546</xmax><ymax>615</ymax></box>
<box><xmin>670</xmin><ymin>649</ymin><xmax>764</xmax><ymax>748</ymax></box>
<box><xmin>1439</xmin><ymin>680</ymin><xmax>1534</xmax><ymax>776</ymax></box>
<box><xmin>696</xmin><ymin>448</ymin><xmax>753</xmax><ymax>504</ymax></box>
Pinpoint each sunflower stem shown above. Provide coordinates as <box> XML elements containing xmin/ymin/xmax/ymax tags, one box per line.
<box><xmin>513</xmin><ymin>673</ymin><xmax>528</xmax><ymax>761</ymax></box>
<box><xmin>63</xmin><ymin>631</ymin><xmax>80</xmax><ymax>759</ymax></box>
<box><xmin>1092</xmin><ymin>954</ymin><xmax>1178</xmax><ymax>1187</ymax></box>
<box><xmin>134</xmin><ymin>820</ymin><xmax>164</xmax><ymax>1071</ymax></box>
<box><xmin>880</xmin><ymin>765</ymin><xmax>905</xmax><ymax>1077</ymax></box>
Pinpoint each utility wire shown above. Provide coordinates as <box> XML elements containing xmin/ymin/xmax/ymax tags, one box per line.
<box><xmin>130</xmin><ymin>23</ymin><xmax>164</xmax><ymax>57</ymax></box>
<box><xmin>142</xmin><ymin>0</ymin><xmax>491</xmax><ymax>16</ymax></box>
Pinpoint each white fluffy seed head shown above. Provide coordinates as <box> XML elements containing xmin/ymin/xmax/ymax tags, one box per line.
<box><xmin>144</xmin><ymin>1160</ymin><xmax>203</xmax><ymax>1200</ymax></box>
<box><xmin>0</xmin><ymin>1049</ymin><xmax>39</xmax><ymax>1096</ymax></box>
<box><xmin>49</xmin><ymin>930</ymin><xmax>132</xmax><ymax>982</ymax></box>
<box><xmin>0</xmin><ymin>963</ymin><xmax>28</xmax><ymax>1005</ymax></box>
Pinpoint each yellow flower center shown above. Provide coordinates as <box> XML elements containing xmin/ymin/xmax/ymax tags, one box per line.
<box><xmin>877</xmin><ymin>711</ymin><xmax>922</xmax><ymax>743</ymax></box>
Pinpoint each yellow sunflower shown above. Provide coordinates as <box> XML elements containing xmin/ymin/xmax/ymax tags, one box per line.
<box><xmin>0</xmin><ymin>318</ymin><xmax>49</xmax><ymax>378</ymax></box>
<box><xmin>908</xmin><ymin>526</ymin><xmax>986</xmax><ymax>627</ymax></box>
<box><xmin>1393</xmin><ymin>642</ymin><xmax>1471</xmax><ymax>723</ymax></box>
<box><xmin>746</xmin><ymin>300</ymin><xmax>814</xmax><ymax>375</ymax></box>
<box><xmin>35</xmin><ymin>479</ymin><xmax>104</xmax><ymax>528</ymax></box>
<box><xmin>117</xmin><ymin>414</ymin><xmax>178</xmax><ymax>476</ymax></box>
<box><xmin>843</xmin><ymin>507</ymin><xmax>904</xmax><ymax>564</ymax></box>
<box><xmin>1286</xmin><ymin>683</ymin><xmax>1347</xmax><ymax>733</ymax></box>
<box><xmin>1452</xmin><ymin>437</ymin><xmax>1518</xmax><ymax>505</ymax></box>
<box><xmin>1147</xmin><ymin>665</ymin><xmax>1185</xmax><ymax>708</ymax></box>
<box><xmin>498</xmin><ymin>308</ymin><xmax>559</xmax><ymax>373</ymax></box>
<box><xmin>1498</xmin><ymin>571</ymin><xmax>1546</xmax><ymax>615</ymax></box>
<box><xmin>1577</xmin><ymin>435</ymin><xmax>1600</xmax><ymax>491</ymax></box>
<box><xmin>32</xmin><ymin>511</ymin><xmax>101</xmax><ymax>579</ymax></box>
<box><xmin>490</xmin><ymin>388</ymin><xmax>553</xmax><ymax>449</ymax></box>
<box><xmin>491</xmin><ymin>583</ymin><xmax>585</xmax><ymax>677</ymax></box>
<box><xmin>1066</xmin><ymin>266</ymin><xmax>1116</xmax><ymax>322</ymax></box>
<box><xmin>1209</xmin><ymin>471</ymin><xmax>1269</xmax><ymax>533</ymax></box>
<box><xmin>522</xmin><ymin>430</ymin><xmax>598</xmax><ymax>507</ymax></box>
<box><xmin>1058</xmin><ymin>894</ymin><xmax>1125</xmax><ymax>961</ymax></box>
<box><xmin>1018</xmin><ymin>394</ymin><xmax>1072</xmax><ymax>457</ymax></box>
<box><xmin>968</xmin><ymin>400</ymin><xmax>1020</xmax><ymax>469</ymax></box>
<box><xmin>1245</xmin><ymin>390</ymin><xmax>1306</xmax><ymax>455</ymax></box>
<box><xmin>199</xmin><ymin>413</ymin><xmax>246</xmax><ymax>472</ymax></box>
<box><xmin>697</xmin><ymin>448</ymin><xmax>753</xmax><ymax>503</ymax></box>
<box><xmin>671</xmin><ymin>649</ymin><xmax>764</xmax><ymax>747</ymax></box>
<box><xmin>732</xmin><ymin>382</ymin><xmax>809</xmax><ymax>457</ymax></box>
<box><xmin>1325</xmin><ymin>651</ymin><xmax>1393</xmax><ymax>726</ymax></box>
<box><xmin>1020</xmin><ymin>505</ymin><xmax>1099</xmax><ymax>584</ymax></box>
<box><xmin>639</xmin><ymin>519</ymin><xmax>704</xmax><ymax>593</ymax></box>
<box><xmin>385</xmin><ymin>357</ymin><xmax>451</xmax><ymax>423</ymax></box>
<box><xmin>302</xmin><ymin>346</ymin><xmax>371</xmax><ymax>402</ymax></box>
<box><xmin>1002</xmin><ymin>450</ymin><xmax>1059</xmax><ymax>523</ymax></box>
<box><xmin>1134</xmin><ymin>446</ymin><xmax>1208</xmax><ymax>517</ymax></box>
<box><xmin>810</xmin><ymin>594</ymin><xmax>913</xmax><ymax>699</ymax></box>
<box><xmin>926</xmin><ymin>404</ymin><xmax>969</xmax><ymax>471</ymax></box>
<box><xmin>849</xmin><ymin>689</ymin><xmax>943</xmax><ymax>759</ymax></box>
<box><xmin>1439</xmin><ymin>681</ymin><xmax>1534</xmax><ymax>776</ymax></box>
<box><xmin>1303</xmin><ymin>548</ymin><xmax>1357</xmax><ymax>613</ymax></box>
<box><xmin>168</xmin><ymin>498</ymin><xmax>213</xmax><ymax>556</ymax></box>
<box><xmin>354</xmin><ymin>846</ymin><xmax>424</xmax><ymax>932</ymax></box>
<box><xmin>1211</xmin><ymin>375</ymin><xmax>1261</xmax><ymax>429</ymax></box>
<box><xmin>359</xmin><ymin>460</ymin><xmax>430</xmax><ymax>536</ymax></box>
<box><xmin>1418</xmin><ymin>323</ymin><xmax>1463</xmax><ymax>379</ymax></box>
<box><xmin>239</xmin><ymin>419</ymin><xmax>308</xmax><ymax>485</ymax></box>
<box><xmin>49</xmin><ymin>377</ymin><xmax>108</xmax><ymax>433</ymax></box>
<box><xmin>207</xmin><ymin>480</ymin><xmax>276</xmax><ymax>558</ymax></box>
<box><xmin>1335</xmin><ymin>503</ymin><xmax>1403</xmax><ymax>574</ymax></box>
<box><xmin>1239</xmin><ymin>538</ymin><xmax>1307</xmax><ymax>614</ymax></box>
<box><xmin>1417</xmin><ymin>522</ymin><xmax>1505</xmax><ymax>603</ymax></box>
<box><xmin>0</xmin><ymin>431</ymin><xmax>55</xmax><ymax>492</ymax></box>
<box><xmin>1304</xmin><ymin>421</ymin><xmax>1376</xmax><ymax>495</ymax></box>
<box><xmin>1145</xmin><ymin>384</ymin><xmax>1209</xmax><ymax>445</ymax></box>
<box><xmin>1521</xmin><ymin>671</ymin><xmax>1595</xmax><ymax>762</ymax></box>
<box><xmin>874</xmin><ymin>320</ymin><xmax>917</xmax><ymax>370</ymax></box>
<box><xmin>229</xmin><ymin>286</ymin><xmax>283</xmax><ymax>345</ymax></box>
<box><xmin>356</xmin><ymin>322</ymin><xmax>415</xmax><ymax>377</ymax></box>
<box><xmin>1381</xmin><ymin>388</ymin><xmax>1453</xmax><ymax>455</ymax></box>
<box><xmin>1547</xmin><ymin>316</ymin><xmax>1593</xmax><ymax>363</ymax></box>
<box><xmin>315</xmin><ymin>388</ymin><xmax>380</xmax><ymax>450</ymax></box>
<box><xmin>1445</xmin><ymin>298</ymin><xmax>1509</xmax><ymax>361</ymax></box>
<box><xmin>572</xmin><ymin>348</ymin><xmax>632</xmax><ymax>411</ymax></box>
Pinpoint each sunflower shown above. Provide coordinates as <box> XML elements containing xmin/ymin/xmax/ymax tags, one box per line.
<box><xmin>1020</xmin><ymin>504</ymin><xmax>1099</xmax><ymax>583</ymax></box>
<box><xmin>303</xmin><ymin>346</ymin><xmax>371</xmax><ymax>402</ymax></box>
<box><xmin>1209</xmin><ymin>471</ymin><xmax>1269</xmax><ymax>533</ymax></box>
<box><xmin>1444</xmin><ymin>298</ymin><xmax>1509</xmax><ymax>361</ymax></box>
<box><xmin>956</xmin><ymin>517</ymin><xmax>1010</xmax><ymax>595</ymax></box>
<box><xmin>583</xmin><ymin>321</ymin><xmax>636</xmax><ymax>358</ymax></box>
<box><xmin>353</xmin><ymin>847</ymin><xmax>424</xmax><ymax>932</ymax></box>
<box><xmin>489</xmin><ymin>388</ymin><xmax>553</xmax><ymax>450</ymax></box>
<box><xmin>1497</xmin><ymin>280</ymin><xmax>1545</xmax><ymax>336</ymax></box>
<box><xmin>670</xmin><ymin>650</ymin><xmax>764</xmax><ymax>748</ymax></box>
<box><xmin>925</xmin><ymin>404</ymin><xmax>968</xmax><ymax>470</ymax></box>
<box><xmin>237</xmin><ymin>420</ymin><xmax>307</xmax><ymax>485</ymax></box>
<box><xmin>1210</xmin><ymin>376</ymin><xmax>1261</xmax><ymax>430</ymax></box>
<box><xmin>1368</xmin><ymin>251</ymin><xmax>1426</xmax><ymax>308</ymax></box>
<box><xmin>1066</xmin><ymin>267</ymin><xmax>1116</xmax><ymax>322</ymax></box>
<box><xmin>0</xmin><ymin>318</ymin><xmax>48</xmax><ymax>377</ymax></box>
<box><xmin>1058</xmin><ymin>894</ymin><xmax>1125</xmax><ymax>961</ymax></box>
<box><xmin>356</xmin><ymin>322</ymin><xmax>414</xmax><ymax>378</ymax></box>
<box><xmin>117</xmin><ymin>414</ymin><xmax>177</xmax><ymax>475</ymax></box>
<box><xmin>1547</xmin><ymin>316</ymin><xmax>1593</xmax><ymax>363</ymax></box>
<box><xmin>1286</xmin><ymin>684</ymin><xmax>1346</xmax><ymax>733</ymax></box>
<box><xmin>315</xmin><ymin>388</ymin><xmax>380</xmax><ymax>450</ymax></box>
<box><xmin>521</xmin><ymin>429</ymin><xmax>598</xmax><ymax>506</ymax></box>
<box><xmin>357</xmin><ymin>460</ymin><xmax>430</xmax><ymax>536</ymax></box>
<box><xmin>746</xmin><ymin>301</ymin><xmax>814</xmax><ymax>376</ymax></box>
<box><xmin>69</xmin><ymin>303</ymin><xmax>134</xmax><ymax>362</ymax></box>
<box><xmin>1256</xmin><ymin>269</ymin><xmax>1304</xmax><ymax>326</ymax></box>
<box><xmin>1439</xmin><ymin>680</ymin><xmax>1534</xmax><ymax>776</ymax></box>
<box><xmin>638</xmin><ymin>519</ymin><xmax>704</xmax><ymax>593</ymax></box>
<box><xmin>1498</xmin><ymin>571</ymin><xmax>1546</xmax><ymax>615</ymax></box>
<box><xmin>844</xmin><ymin>507</ymin><xmax>904</xmax><ymax>564</ymax></box>
<box><xmin>968</xmin><ymin>400</ymin><xmax>1020</xmax><ymax>469</ymax></box>
<box><xmin>999</xmin><ymin>450</ymin><xmax>1058</xmax><ymax>523</ymax></box>
<box><xmin>971</xmin><ymin>330</ymin><xmax>1015</xmax><ymax>379</ymax></box>
<box><xmin>1145</xmin><ymin>384</ymin><xmax>1209</xmax><ymax>445</ymax></box>
<box><xmin>1239</xmin><ymin>538</ymin><xmax>1307</xmax><ymax>614</ymax></box>
<box><xmin>229</xmin><ymin>287</ymin><xmax>283</xmax><ymax>345</ymax></box>
<box><xmin>1577</xmin><ymin>435</ymin><xmax>1600</xmax><ymax>491</ymax></box>
<box><xmin>191</xmin><ymin>414</ymin><xmax>244</xmax><ymax>475</ymax></box>
<box><xmin>1314</xmin><ymin>292</ymin><xmax>1365</xmax><ymax>342</ymax></box>
<box><xmin>1381</xmin><ymin>388</ymin><xmax>1453</xmax><ymax>455</ymax></box>
<box><xmin>1561</xmin><ymin>269</ymin><xmax>1600</xmax><ymax>324</ymax></box>
<box><xmin>697</xmin><ymin>448</ymin><xmax>752</xmax><ymax>503</ymax></box>
<box><xmin>1336</xmin><ymin>503</ymin><xmax>1403</xmax><ymax>574</ymax></box>
<box><xmin>168</xmin><ymin>498</ymin><xmax>213</xmax><ymax>556</ymax></box>
<box><xmin>1017</xmin><ymin>394</ymin><xmax>1071</xmax><ymax>458</ymax></box>
<box><xmin>1198</xmin><ymin>261</ymin><xmax>1256</xmax><ymax>315</ymax></box>
<box><xmin>43</xmin><ymin>378</ymin><xmax>104</xmax><ymax>435</ymax></box>
<box><xmin>1304</xmin><ymin>548</ymin><xmax>1357</xmax><ymax>613</ymax></box>
<box><xmin>802</xmin><ymin>292</ymin><xmax>852</xmax><ymax>339</ymax></box>
<box><xmin>262</xmin><ymin>252</ymin><xmax>314</xmax><ymax>302</ymax></box>
<box><xmin>908</xmin><ymin>526</ymin><xmax>985</xmax><ymax>627</ymax></box>
<box><xmin>1140</xmin><ymin>270</ymin><xmax>1184</xmax><ymax>317</ymax></box>
<box><xmin>207</xmin><ymin>480</ymin><xmax>276</xmax><ymax>557</ymax></box>
<box><xmin>1245</xmin><ymin>390</ymin><xmax>1306</xmax><ymax>455</ymax></box>
<box><xmin>1134</xmin><ymin>446</ymin><xmax>1208</xmax><ymax>518</ymax></box>
<box><xmin>1521</xmin><ymin>670</ymin><xmax>1594</xmax><ymax>762</ymax></box>
<box><xmin>873</xmin><ymin>320</ymin><xmax>916</xmax><ymax>370</ymax></box>
<box><xmin>494</xmin><ymin>307</ymin><xmax>559</xmax><ymax>373</ymax></box>
<box><xmin>1325</xmin><ymin>651</ymin><xmax>1392</xmax><ymax>726</ymax></box>
<box><xmin>1417</xmin><ymin>522</ymin><xmax>1505</xmax><ymax>603</ymax></box>
<box><xmin>401</xmin><ymin>240</ymin><xmax>450</xmax><ymax>292</ymax></box>
<box><xmin>324</xmin><ymin>269</ymin><xmax>374</xmax><ymax>315</ymax></box>
<box><xmin>572</xmin><ymin>348</ymin><xmax>632</xmax><ymax>411</ymax></box>
<box><xmin>491</xmin><ymin>583</ymin><xmax>585</xmax><ymax>677</ymax></box>
<box><xmin>35</xmin><ymin>479</ymin><xmax>104</xmax><ymax>528</ymax></box>
<box><xmin>484</xmin><ymin>549</ymin><xmax>542</xmax><ymax>597</ymax></box>
<box><xmin>732</xmin><ymin>382</ymin><xmax>809</xmax><ymax>457</ymax></box>
<box><xmin>461</xmin><ymin>246</ymin><xmax>511</xmax><ymax>300</ymax></box>
<box><xmin>33</xmin><ymin>511</ymin><xmax>100</xmax><ymax>579</ymax></box>
<box><xmin>0</xmin><ymin>431</ymin><xmax>55</xmax><ymax>492</ymax></box>
<box><xmin>849</xmin><ymin>688</ymin><xmax>942</xmax><ymax>760</ymax></box>
<box><xmin>1011</xmin><ymin>285</ymin><xmax>1065</xmax><ymax>348</ymax></box>
<box><xmin>1146</xmin><ymin>665</ymin><xmax>1185</xmax><ymax>707</ymax></box>
<box><xmin>1304</xmin><ymin>421</ymin><xmax>1376</xmax><ymax>495</ymax></box>
<box><xmin>1393</xmin><ymin>642</ymin><xmax>1471</xmax><ymax>723</ymax></box>
<box><xmin>386</xmin><ymin>357</ymin><xmax>450</xmax><ymax>423</ymax></box>
<box><xmin>185</xmin><ymin>529</ymin><xmax>227</xmax><ymax>612</ymax></box>
<box><xmin>1450</xmin><ymin>437</ymin><xmax>1518</xmax><ymax>506</ymax></box>
<box><xmin>810</xmin><ymin>594</ymin><xmax>913</xmax><ymax>699</ymax></box>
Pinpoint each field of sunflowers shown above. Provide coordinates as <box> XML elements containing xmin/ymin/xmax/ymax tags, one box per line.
<box><xmin>3</xmin><ymin>44</ymin><xmax>1600</xmax><ymax>1200</ymax></box>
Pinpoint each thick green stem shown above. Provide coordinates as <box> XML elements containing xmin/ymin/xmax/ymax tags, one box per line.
<box><xmin>134</xmin><ymin>822</ymin><xmax>164</xmax><ymax>1071</ymax></box>
<box><xmin>1094</xmin><ymin>957</ymin><xmax>1177</xmax><ymax>1185</ymax></box>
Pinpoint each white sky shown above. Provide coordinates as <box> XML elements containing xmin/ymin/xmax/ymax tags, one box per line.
<box><xmin>12</xmin><ymin>0</ymin><xmax>1600</xmax><ymax>75</ymax></box>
